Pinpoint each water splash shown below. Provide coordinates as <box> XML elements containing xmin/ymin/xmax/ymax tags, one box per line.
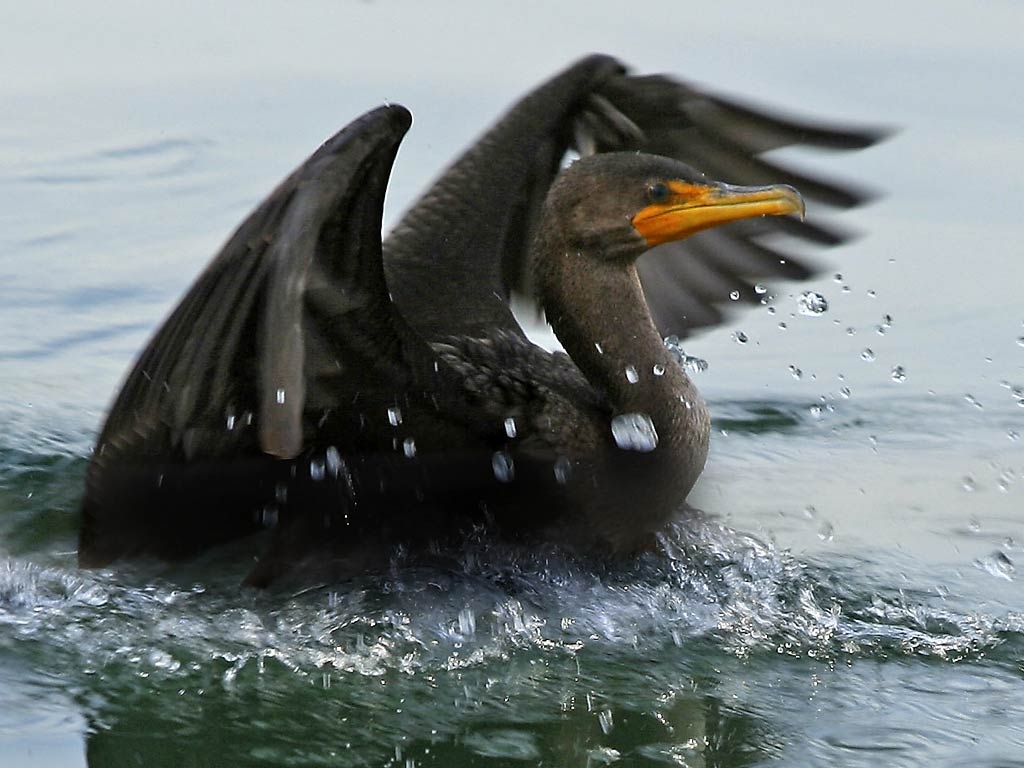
<box><xmin>663</xmin><ymin>336</ymin><xmax>708</xmax><ymax>374</ymax></box>
<box><xmin>0</xmin><ymin>507</ymin><xmax>1021</xmax><ymax>768</ymax></box>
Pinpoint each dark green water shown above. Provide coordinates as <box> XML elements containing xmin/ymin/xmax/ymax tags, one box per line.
<box><xmin>3</xmin><ymin>1</ymin><xmax>1024</xmax><ymax>765</ymax></box>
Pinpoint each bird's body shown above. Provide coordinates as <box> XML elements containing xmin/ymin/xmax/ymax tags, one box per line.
<box><xmin>78</xmin><ymin>56</ymin><xmax>880</xmax><ymax>585</ymax></box>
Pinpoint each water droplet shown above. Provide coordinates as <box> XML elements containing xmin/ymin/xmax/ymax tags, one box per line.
<box><xmin>387</xmin><ymin>405</ymin><xmax>403</xmax><ymax>426</ymax></box>
<box><xmin>553</xmin><ymin>456</ymin><xmax>572</xmax><ymax>485</ymax></box>
<box><xmin>890</xmin><ymin>365</ymin><xmax>907</xmax><ymax>383</ymax></box>
<box><xmin>325</xmin><ymin>446</ymin><xmax>343</xmax><ymax>477</ymax></box>
<box><xmin>797</xmin><ymin>291</ymin><xmax>829</xmax><ymax>316</ymax></box>
<box><xmin>876</xmin><ymin>324</ymin><xmax>887</xmax><ymax>336</ymax></box>
<box><xmin>964</xmin><ymin>393</ymin><xmax>983</xmax><ymax>410</ymax></box>
<box><xmin>261</xmin><ymin>505</ymin><xmax>279</xmax><ymax>527</ymax></box>
<box><xmin>866</xmin><ymin>289</ymin><xmax>876</xmax><ymax>298</ymax></box>
<box><xmin>1017</xmin><ymin>336</ymin><xmax>1024</xmax><ymax>348</ymax></box>
<box><xmin>860</xmin><ymin>348</ymin><xmax>875</xmax><ymax>362</ymax></box>
<box><xmin>833</xmin><ymin>273</ymin><xmax>843</xmax><ymax>282</ymax></box>
<box><xmin>777</xmin><ymin>321</ymin><xmax>788</xmax><ymax>330</ymax></box>
<box><xmin>881</xmin><ymin>314</ymin><xmax>893</xmax><ymax>328</ymax></box>
<box><xmin>962</xmin><ymin>476</ymin><xmax>976</xmax><ymax>492</ymax></box>
<box><xmin>732</xmin><ymin>331</ymin><xmax>749</xmax><ymax>344</ymax></box>
<box><xmin>1008</xmin><ymin>430</ymin><xmax>1020</xmax><ymax>442</ymax></box>
<box><xmin>503</xmin><ymin>417</ymin><xmax>517</xmax><ymax>438</ymax></box>
<box><xmin>458</xmin><ymin>607</ymin><xmax>476</xmax><ymax>637</ymax></box>
<box><xmin>803</xmin><ymin>505</ymin><xmax>818</xmax><ymax>520</ymax></box>
<box><xmin>663</xmin><ymin>336</ymin><xmax>708</xmax><ymax>373</ymax></box>
<box><xmin>491</xmin><ymin>451</ymin><xmax>515</xmax><ymax>482</ymax></box>
<box><xmin>754</xmin><ymin>283</ymin><xmax>768</xmax><ymax>295</ymax></box>
<box><xmin>839</xmin><ymin>386</ymin><xmax>851</xmax><ymax>399</ymax></box>
<box><xmin>226</xmin><ymin>413</ymin><xmax>236</xmax><ymax>430</ymax></box>
<box><xmin>788</xmin><ymin>365</ymin><xmax>802</xmax><ymax>380</ymax></box>
<box><xmin>402</xmin><ymin>437</ymin><xmax>417</xmax><ymax>458</ymax></box>
<box><xmin>598</xmin><ymin>708</ymin><xmax>614</xmax><ymax>735</ymax></box>
<box><xmin>595</xmin><ymin>342</ymin><xmax>604</xmax><ymax>355</ymax></box>
<box><xmin>652</xmin><ymin>363</ymin><xmax>665</xmax><ymax>377</ymax></box>
<box><xmin>809</xmin><ymin>404</ymin><xmax>823</xmax><ymax>419</ymax></box>
<box><xmin>818</xmin><ymin>521</ymin><xmax>835</xmax><ymax>542</ymax></box>
<box><xmin>611</xmin><ymin>412</ymin><xmax>659</xmax><ymax>452</ymax></box>
<box><xmin>729</xmin><ymin>290</ymin><xmax>741</xmax><ymax>301</ymax></box>
<box><xmin>310</xmin><ymin>458</ymin><xmax>325</xmax><ymax>481</ymax></box>
<box><xmin>275</xmin><ymin>388</ymin><xmax>286</xmax><ymax>405</ymax></box>
<box><xmin>846</xmin><ymin>326</ymin><xmax>856</xmax><ymax>336</ymax></box>
<box><xmin>624</xmin><ymin>365</ymin><xmax>639</xmax><ymax>384</ymax></box>
<box><xmin>976</xmin><ymin>551</ymin><xmax>1014</xmax><ymax>581</ymax></box>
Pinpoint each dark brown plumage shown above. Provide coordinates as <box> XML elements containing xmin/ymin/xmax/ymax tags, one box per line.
<box><xmin>78</xmin><ymin>55</ymin><xmax>882</xmax><ymax>585</ymax></box>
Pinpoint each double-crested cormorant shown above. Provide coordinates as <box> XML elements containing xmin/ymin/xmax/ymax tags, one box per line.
<box><xmin>78</xmin><ymin>55</ymin><xmax>881</xmax><ymax>585</ymax></box>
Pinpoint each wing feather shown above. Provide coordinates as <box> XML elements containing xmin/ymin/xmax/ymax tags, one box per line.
<box><xmin>80</xmin><ymin>105</ymin><xmax>420</xmax><ymax>564</ymax></box>
<box><xmin>383</xmin><ymin>55</ymin><xmax>887</xmax><ymax>341</ymax></box>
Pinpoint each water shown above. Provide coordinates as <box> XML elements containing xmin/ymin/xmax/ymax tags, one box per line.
<box><xmin>3</xmin><ymin>1</ymin><xmax>1024</xmax><ymax>765</ymax></box>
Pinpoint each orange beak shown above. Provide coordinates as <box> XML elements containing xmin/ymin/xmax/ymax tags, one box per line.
<box><xmin>632</xmin><ymin>180</ymin><xmax>805</xmax><ymax>246</ymax></box>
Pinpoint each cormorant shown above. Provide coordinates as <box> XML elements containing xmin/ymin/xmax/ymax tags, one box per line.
<box><xmin>77</xmin><ymin>55</ymin><xmax>881</xmax><ymax>585</ymax></box>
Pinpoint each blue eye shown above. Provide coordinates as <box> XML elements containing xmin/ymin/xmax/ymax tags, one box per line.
<box><xmin>647</xmin><ymin>183</ymin><xmax>670</xmax><ymax>203</ymax></box>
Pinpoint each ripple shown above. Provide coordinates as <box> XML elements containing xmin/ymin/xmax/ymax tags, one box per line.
<box><xmin>0</xmin><ymin>321</ymin><xmax>153</xmax><ymax>361</ymax></box>
<box><xmin>14</xmin><ymin>136</ymin><xmax>213</xmax><ymax>186</ymax></box>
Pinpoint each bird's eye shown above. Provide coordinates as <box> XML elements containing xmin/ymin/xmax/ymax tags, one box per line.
<box><xmin>647</xmin><ymin>183</ymin><xmax>670</xmax><ymax>203</ymax></box>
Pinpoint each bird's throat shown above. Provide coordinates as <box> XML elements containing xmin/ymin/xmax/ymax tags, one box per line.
<box><xmin>539</xmin><ymin>247</ymin><xmax>710</xmax><ymax>480</ymax></box>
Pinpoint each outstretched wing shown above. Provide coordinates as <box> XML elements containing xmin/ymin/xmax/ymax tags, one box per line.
<box><xmin>80</xmin><ymin>105</ymin><xmax>438</xmax><ymax>564</ymax></box>
<box><xmin>383</xmin><ymin>54</ymin><xmax>886</xmax><ymax>340</ymax></box>
<box><xmin>93</xmin><ymin>105</ymin><xmax>420</xmax><ymax>463</ymax></box>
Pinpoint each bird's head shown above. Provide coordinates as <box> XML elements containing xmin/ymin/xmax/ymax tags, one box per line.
<box><xmin>545</xmin><ymin>152</ymin><xmax>805</xmax><ymax>262</ymax></box>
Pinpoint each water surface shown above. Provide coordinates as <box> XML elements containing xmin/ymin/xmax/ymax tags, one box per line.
<box><xmin>2</xmin><ymin>2</ymin><xmax>1023</xmax><ymax>765</ymax></box>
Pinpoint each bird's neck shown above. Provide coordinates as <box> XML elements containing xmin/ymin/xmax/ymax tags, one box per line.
<box><xmin>536</xmin><ymin>235</ymin><xmax>710</xmax><ymax>492</ymax></box>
